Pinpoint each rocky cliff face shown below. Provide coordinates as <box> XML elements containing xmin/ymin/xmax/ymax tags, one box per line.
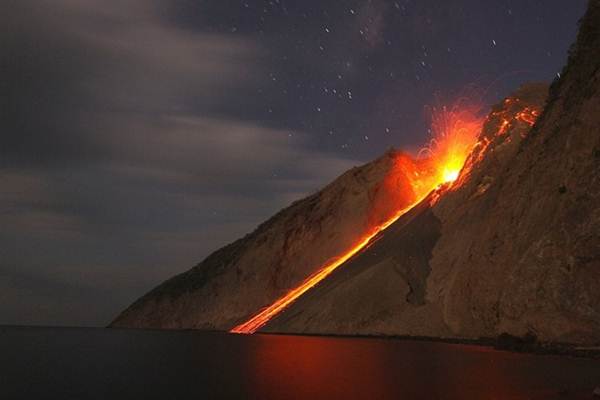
<box><xmin>266</xmin><ymin>1</ymin><xmax>600</xmax><ymax>344</ymax></box>
<box><xmin>113</xmin><ymin>1</ymin><xmax>600</xmax><ymax>344</ymax></box>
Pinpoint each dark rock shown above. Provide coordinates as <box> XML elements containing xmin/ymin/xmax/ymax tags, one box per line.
<box><xmin>558</xmin><ymin>185</ymin><xmax>567</xmax><ymax>194</ymax></box>
<box><xmin>495</xmin><ymin>332</ymin><xmax>539</xmax><ymax>352</ymax></box>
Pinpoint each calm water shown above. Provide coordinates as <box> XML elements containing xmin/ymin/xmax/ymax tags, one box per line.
<box><xmin>1</xmin><ymin>326</ymin><xmax>598</xmax><ymax>399</ymax></box>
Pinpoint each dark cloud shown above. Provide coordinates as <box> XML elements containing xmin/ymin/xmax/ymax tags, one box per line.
<box><xmin>0</xmin><ymin>0</ymin><xmax>264</xmax><ymax>166</ymax></box>
<box><xmin>0</xmin><ymin>0</ymin><xmax>358</xmax><ymax>326</ymax></box>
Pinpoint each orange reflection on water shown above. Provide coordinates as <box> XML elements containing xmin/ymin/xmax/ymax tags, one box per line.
<box><xmin>244</xmin><ymin>334</ymin><xmax>397</xmax><ymax>400</ymax></box>
<box><xmin>241</xmin><ymin>335</ymin><xmax>596</xmax><ymax>400</ymax></box>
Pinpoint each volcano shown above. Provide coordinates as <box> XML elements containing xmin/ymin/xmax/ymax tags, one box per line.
<box><xmin>112</xmin><ymin>1</ymin><xmax>600</xmax><ymax>346</ymax></box>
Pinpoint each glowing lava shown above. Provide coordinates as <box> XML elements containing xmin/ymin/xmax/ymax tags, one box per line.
<box><xmin>420</xmin><ymin>103</ymin><xmax>486</xmax><ymax>188</ymax></box>
<box><xmin>443</xmin><ymin>168</ymin><xmax>460</xmax><ymax>183</ymax></box>
<box><xmin>231</xmin><ymin>103</ymin><xmax>485</xmax><ymax>334</ymax></box>
<box><xmin>230</xmin><ymin>199</ymin><xmax>424</xmax><ymax>334</ymax></box>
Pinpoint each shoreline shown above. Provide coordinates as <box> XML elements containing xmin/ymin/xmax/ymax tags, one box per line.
<box><xmin>256</xmin><ymin>330</ymin><xmax>600</xmax><ymax>359</ymax></box>
<box><xmin>4</xmin><ymin>324</ymin><xmax>599</xmax><ymax>359</ymax></box>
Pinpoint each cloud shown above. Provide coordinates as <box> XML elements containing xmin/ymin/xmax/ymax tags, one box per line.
<box><xmin>0</xmin><ymin>0</ymin><xmax>360</xmax><ymax>326</ymax></box>
<box><xmin>0</xmin><ymin>0</ymin><xmax>261</xmax><ymax>166</ymax></box>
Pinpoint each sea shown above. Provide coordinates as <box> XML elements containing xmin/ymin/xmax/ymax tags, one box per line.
<box><xmin>1</xmin><ymin>326</ymin><xmax>599</xmax><ymax>399</ymax></box>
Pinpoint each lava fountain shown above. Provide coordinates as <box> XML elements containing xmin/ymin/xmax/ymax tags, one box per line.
<box><xmin>231</xmin><ymin>103</ymin><xmax>485</xmax><ymax>334</ymax></box>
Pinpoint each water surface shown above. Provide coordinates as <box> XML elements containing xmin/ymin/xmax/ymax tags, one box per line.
<box><xmin>1</xmin><ymin>326</ymin><xmax>598</xmax><ymax>399</ymax></box>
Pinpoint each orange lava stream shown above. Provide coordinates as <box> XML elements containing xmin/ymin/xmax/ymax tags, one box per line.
<box><xmin>231</xmin><ymin>102</ymin><xmax>486</xmax><ymax>335</ymax></box>
<box><xmin>230</xmin><ymin>197</ymin><xmax>429</xmax><ymax>334</ymax></box>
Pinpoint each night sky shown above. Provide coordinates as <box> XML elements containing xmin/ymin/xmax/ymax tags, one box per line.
<box><xmin>0</xmin><ymin>0</ymin><xmax>587</xmax><ymax>326</ymax></box>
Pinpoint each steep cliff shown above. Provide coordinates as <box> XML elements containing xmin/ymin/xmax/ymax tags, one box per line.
<box><xmin>266</xmin><ymin>1</ymin><xmax>600</xmax><ymax>344</ymax></box>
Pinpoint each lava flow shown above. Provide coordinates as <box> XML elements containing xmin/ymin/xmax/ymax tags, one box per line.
<box><xmin>231</xmin><ymin>104</ymin><xmax>485</xmax><ymax>334</ymax></box>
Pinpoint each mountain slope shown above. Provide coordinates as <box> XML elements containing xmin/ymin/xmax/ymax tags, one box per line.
<box><xmin>111</xmin><ymin>149</ymin><xmax>431</xmax><ymax>329</ymax></box>
<box><xmin>113</xmin><ymin>1</ymin><xmax>599</xmax><ymax>345</ymax></box>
